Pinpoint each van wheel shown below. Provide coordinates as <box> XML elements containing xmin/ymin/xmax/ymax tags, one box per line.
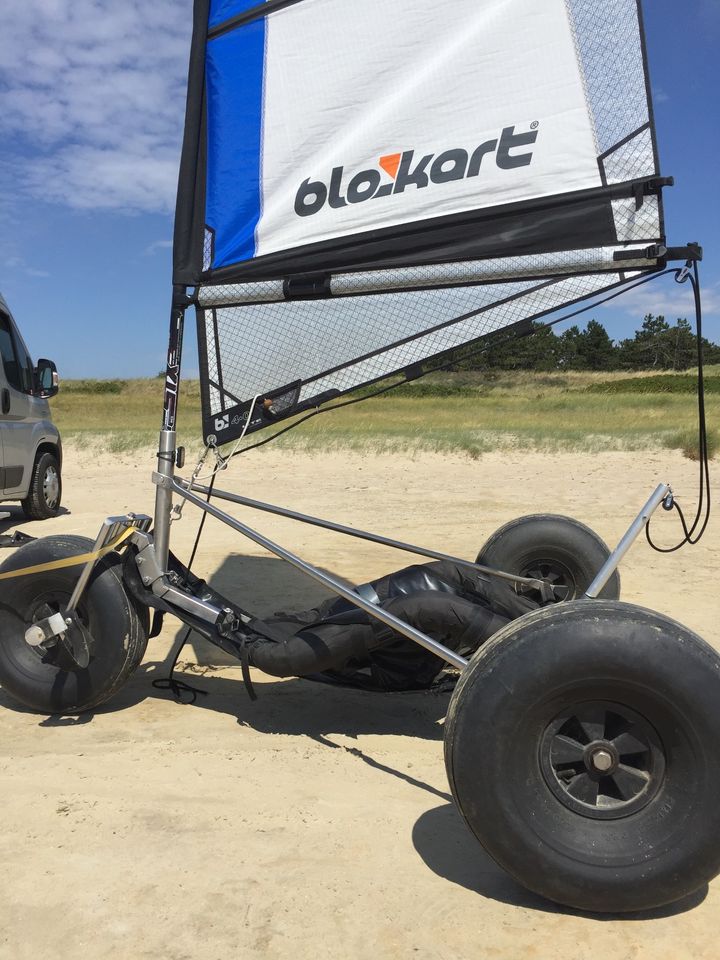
<box><xmin>444</xmin><ymin>601</ymin><xmax>720</xmax><ymax>912</ymax></box>
<box><xmin>0</xmin><ymin>535</ymin><xmax>148</xmax><ymax>713</ymax></box>
<box><xmin>21</xmin><ymin>452</ymin><xmax>62</xmax><ymax>520</ymax></box>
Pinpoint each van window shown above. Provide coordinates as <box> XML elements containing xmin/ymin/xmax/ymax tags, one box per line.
<box><xmin>0</xmin><ymin>313</ymin><xmax>33</xmax><ymax>394</ymax></box>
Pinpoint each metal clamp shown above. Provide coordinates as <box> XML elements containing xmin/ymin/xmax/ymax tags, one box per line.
<box><xmin>152</xmin><ymin>471</ymin><xmax>175</xmax><ymax>490</ymax></box>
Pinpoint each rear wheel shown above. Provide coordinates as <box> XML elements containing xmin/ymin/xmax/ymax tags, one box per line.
<box><xmin>476</xmin><ymin>514</ymin><xmax>620</xmax><ymax>602</ymax></box>
<box><xmin>0</xmin><ymin>536</ymin><xmax>148</xmax><ymax>713</ymax></box>
<box><xmin>21</xmin><ymin>451</ymin><xmax>62</xmax><ymax>520</ymax></box>
<box><xmin>444</xmin><ymin>601</ymin><xmax>720</xmax><ymax>913</ymax></box>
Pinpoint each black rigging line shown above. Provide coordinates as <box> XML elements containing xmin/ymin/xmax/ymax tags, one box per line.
<box><xmin>646</xmin><ymin>261</ymin><xmax>711</xmax><ymax>551</ymax></box>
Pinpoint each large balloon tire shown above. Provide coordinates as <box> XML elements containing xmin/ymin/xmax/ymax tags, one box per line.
<box><xmin>0</xmin><ymin>535</ymin><xmax>149</xmax><ymax>714</ymax></box>
<box><xmin>444</xmin><ymin>600</ymin><xmax>720</xmax><ymax>913</ymax></box>
<box><xmin>476</xmin><ymin>514</ymin><xmax>620</xmax><ymax>602</ymax></box>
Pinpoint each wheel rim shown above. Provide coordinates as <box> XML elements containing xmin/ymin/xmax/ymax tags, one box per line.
<box><xmin>539</xmin><ymin>701</ymin><xmax>665</xmax><ymax>820</ymax></box>
<box><xmin>42</xmin><ymin>466</ymin><xmax>60</xmax><ymax>510</ymax></box>
<box><xmin>518</xmin><ymin>557</ymin><xmax>576</xmax><ymax>602</ymax></box>
<box><xmin>27</xmin><ymin>590</ymin><xmax>89</xmax><ymax>666</ymax></box>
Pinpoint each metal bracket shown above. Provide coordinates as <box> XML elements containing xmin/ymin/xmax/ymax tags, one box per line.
<box><xmin>131</xmin><ymin>529</ymin><xmax>226</xmax><ymax>625</ymax></box>
<box><xmin>152</xmin><ymin>471</ymin><xmax>175</xmax><ymax>490</ymax></box>
<box><xmin>584</xmin><ymin>483</ymin><xmax>672</xmax><ymax>599</ymax></box>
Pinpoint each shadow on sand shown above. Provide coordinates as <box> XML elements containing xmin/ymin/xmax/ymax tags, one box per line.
<box><xmin>0</xmin><ymin>551</ymin><xmax>709</xmax><ymax>919</ymax></box>
<box><xmin>0</xmin><ymin>504</ymin><xmax>71</xmax><ymax>538</ymax></box>
<box><xmin>412</xmin><ymin>804</ymin><xmax>708</xmax><ymax>919</ymax></box>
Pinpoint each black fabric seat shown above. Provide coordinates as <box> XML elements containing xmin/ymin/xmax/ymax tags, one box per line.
<box><xmin>245</xmin><ymin>561</ymin><xmax>537</xmax><ymax>691</ymax></box>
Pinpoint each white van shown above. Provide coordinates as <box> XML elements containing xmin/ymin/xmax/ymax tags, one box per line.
<box><xmin>0</xmin><ymin>293</ymin><xmax>61</xmax><ymax>519</ymax></box>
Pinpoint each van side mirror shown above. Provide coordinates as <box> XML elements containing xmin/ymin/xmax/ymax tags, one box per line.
<box><xmin>35</xmin><ymin>358</ymin><xmax>59</xmax><ymax>398</ymax></box>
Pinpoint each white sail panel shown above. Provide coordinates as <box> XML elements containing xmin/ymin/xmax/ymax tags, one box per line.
<box><xmin>257</xmin><ymin>0</ymin><xmax>600</xmax><ymax>260</ymax></box>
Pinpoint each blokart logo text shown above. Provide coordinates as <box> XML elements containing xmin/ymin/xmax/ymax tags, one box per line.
<box><xmin>294</xmin><ymin>124</ymin><xmax>539</xmax><ymax>218</ymax></box>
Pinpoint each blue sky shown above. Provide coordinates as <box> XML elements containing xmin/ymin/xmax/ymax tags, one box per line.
<box><xmin>0</xmin><ymin>0</ymin><xmax>718</xmax><ymax>379</ymax></box>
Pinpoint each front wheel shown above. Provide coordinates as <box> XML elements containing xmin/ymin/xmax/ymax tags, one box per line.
<box><xmin>0</xmin><ymin>536</ymin><xmax>149</xmax><ymax>713</ymax></box>
<box><xmin>444</xmin><ymin>601</ymin><xmax>720</xmax><ymax>913</ymax></box>
<box><xmin>21</xmin><ymin>451</ymin><xmax>62</xmax><ymax>520</ymax></box>
<box><xmin>476</xmin><ymin>514</ymin><xmax>620</xmax><ymax>602</ymax></box>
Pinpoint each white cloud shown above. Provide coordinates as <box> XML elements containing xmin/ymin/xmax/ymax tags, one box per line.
<box><xmin>0</xmin><ymin>0</ymin><xmax>192</xmax><ymax>214</ymax></box>
<box><xmin>144</xmin><ymin>239</ymin><xmax>174</xmax><ymax>256</ymax></box>
<box><xmin>618</xmin><ymin>278</ymin><xmax>720</xmax><ymax>323</ymax></box>
<box><xmin>3</xmin><ymin>256</ymin><xmax>50</xmax><ymax>279</ymax></box>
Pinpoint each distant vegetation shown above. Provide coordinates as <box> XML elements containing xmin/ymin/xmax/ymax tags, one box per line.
<box><xmin>51</xmin><ymin>366</ymin><xmax>718</xmax><ymax>462</ymax></box>
<box><xmin>60</xmin><ymin>379</ymin><xmax>125</xmax><ymax>394</ymax></box>
<box><xmin>456</xmin><ymin>314</ymin><xmax>720</xmax><ymax>373</ymax></box>
<box><xmin>52</xmin><ymin>314</ymin><xmax>717</xmax><ymax>459</ymax></box>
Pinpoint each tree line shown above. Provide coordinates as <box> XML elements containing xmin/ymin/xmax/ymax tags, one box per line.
<box><xmin>466</xmin><ymin>315</ymin><xmax>720</xmax><ymax>372</ymax></box>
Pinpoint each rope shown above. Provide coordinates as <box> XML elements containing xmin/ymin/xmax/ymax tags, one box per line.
<box><xmin>0</xmin><ymin>526</ymin><xmax>135</xmax><ymax>581</ymax></box>
<box><xmin>646</xmin><ymin>261</ymin><xmax>711</xmax><ymax>551</ymax></box>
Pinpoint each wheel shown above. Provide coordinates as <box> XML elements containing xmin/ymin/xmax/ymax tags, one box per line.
<box><xmin>21</xmin><ymin>451</ymin><xmax>62</xmax><ymax>520</ymax></box>
<box><xmin>444</xmin><ymin>600</ymin><xmax>720</xmax><ymax>913</ymax></box>
<box><xmin>0</xmin><ymin>535</ymin><xmax>149</xmax><ymax>714</ymax></box>
<box><xmin>476</xmin><ymin>514</ymin><xmax>620</xmax><ymax>602</ymax></box>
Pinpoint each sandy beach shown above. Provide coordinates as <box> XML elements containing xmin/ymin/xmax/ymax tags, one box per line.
<box><xmin>1</xmin><ymin>446</ymin><xmax>718</xmax><ymax>960</ymax></box>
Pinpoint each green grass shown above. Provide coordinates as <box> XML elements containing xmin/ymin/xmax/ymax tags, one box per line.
<box><xmin>51</xmin><ymin>371</ymin><xmax>719</xmax><ymax>460</ymax></box>
<box><xmin>51</xmin><ymin>378</ymin><xmax>203</xmax><ymax>453</ymax></box>
<box><xmin>587</xmin><ymin>374</ymin><xmax>720</xmax><ymax>395</ymax></box>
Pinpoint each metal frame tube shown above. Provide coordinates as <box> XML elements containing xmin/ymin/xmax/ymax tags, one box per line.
<box><xmin>153</xmin><ymin>289</ymin><xmax>189</xmax><ymax>572</ymax></box>
<box><xmin>153</xmin><ymin>429</ymin><xmax>176</xmax><ymax>571</ymax></box>
<box><xmin>584</xmin><ymin>483</ymin><xmax>672</xmax><ymax>599</ymax></box>
<box><xmin>184</xmin><ymin>479</ymin><xmax>545</xmax><ymax>591</ymax></box>
<box><xmin>172</xmin><ymin>479</ymin><xmax>469</xmax><ymax>670</ymax></box>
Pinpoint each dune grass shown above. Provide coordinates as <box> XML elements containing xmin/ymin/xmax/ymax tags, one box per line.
<box><xmin>50</xmin><ymin>370</ymin><xmax>719</xmax><ymax>460</ymax></box>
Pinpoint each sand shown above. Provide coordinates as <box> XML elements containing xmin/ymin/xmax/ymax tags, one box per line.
<box><xmin>1</xmin><ymin>446</ymin><xmax>719</xmax><ymax>960</ymax></box>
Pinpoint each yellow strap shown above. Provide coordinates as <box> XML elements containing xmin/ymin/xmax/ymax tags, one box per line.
<box><xmin>0</xmin><ymin>527</ymin><xmax>136</xmax><ymax>582</ymax></box>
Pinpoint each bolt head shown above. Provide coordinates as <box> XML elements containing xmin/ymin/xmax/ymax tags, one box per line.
<box><xmin>25</xmin><ymin>625</ymin><xmax>46</xmax><ymax>646</ymax></box>
<box><xmin>591</xmin><ymin>749</ymin><xmax>614</xmax><ymax>773</ymax></box>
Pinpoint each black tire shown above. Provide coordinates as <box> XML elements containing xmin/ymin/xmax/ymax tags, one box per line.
<box><xmin>0</xmin><ymin>535</ymin><xmax>149</xmax><ymax>714</ymax></box>
<box><xmin>444</xmin><ymin>600</ymin><xmax>720</xmax><ymax>913</ymax></box>
<box><xmin>476</xmin><ymin>514</ymin><xmax>620</xmax><ymax>602</ymax></box>
<box><xmin>21</xmin><ymin>451</ymin><xmax>62</xmax><ymax>520</ymax></box>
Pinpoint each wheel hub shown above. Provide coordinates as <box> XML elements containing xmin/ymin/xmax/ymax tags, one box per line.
<box><xmin>43</xmin><ymin>466</ymin><xmax>60</xmax><ymax>508</ymax></box>
<box><xmin>540</xmin><ymin>701</ymin><xmax>665</xmax><ymax>819</ymax></box>
<box><xmin>27</xmin><ymin>594</ymin><xmax>92</xmax><ymax>670</ymax></box>
<box><xmin>518</xmin><ymin>558</ymin><xmax>574</xmax><ymax>603</ymax></box>
<box><xmin>586</xmin><ymin>744</ymin><xmax>616</xmax><ymax>774</ymax></box>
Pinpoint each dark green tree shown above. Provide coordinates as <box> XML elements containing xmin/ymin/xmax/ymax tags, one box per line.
<box><xmin>556</xmin><ymin>325</ymin><xmax>583</xmax><ymax>369</ymax></box>
<box><xmin>666</xmin><ymin>318</ymin><xmax>697</xmax><ymax>370</ymax></box>
<box><xmin>576</xmin><ymin>319</ymin><xmax>616</xmax><ymax>370</ymax></box>
<box><xmin>617</xmin><ymin>314</ymin><xmax>672</xmax><ymax>369</ymax></box>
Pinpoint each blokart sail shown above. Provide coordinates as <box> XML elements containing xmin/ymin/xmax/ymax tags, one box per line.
<box><xmin>173</xmin><ymin>0</ymin><xmax>677</xmax><ymax>446</ymax></box>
